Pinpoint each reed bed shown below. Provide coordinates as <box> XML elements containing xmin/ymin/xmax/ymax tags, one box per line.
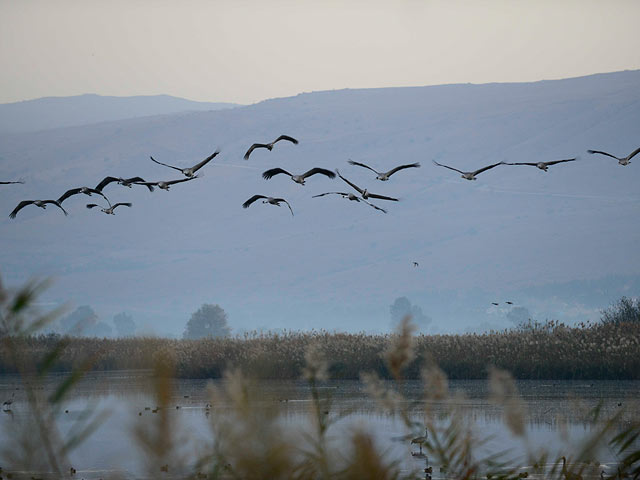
<box><xmin>1</xmin><ymin>320</ymin><xmax>638</xmax><ymax>380</ymax></box>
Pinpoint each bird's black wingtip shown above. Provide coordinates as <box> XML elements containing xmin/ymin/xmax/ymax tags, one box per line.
<box><xmin>587</xmin><ymin>150</ymin><xmax>596</xmax><ymax>154</ymax></box>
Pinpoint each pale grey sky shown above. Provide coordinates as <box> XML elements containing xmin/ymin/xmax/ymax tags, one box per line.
<box><xmin>1</xmin><ymin>0</ymin><xmax>640</xmax><ymax>104</ymax></box>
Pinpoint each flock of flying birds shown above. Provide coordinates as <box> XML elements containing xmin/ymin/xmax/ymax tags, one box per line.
<box><xmin>2</xmin><ymin>135</ymin><xmax>639</xmax><ymax>219</ymax></box>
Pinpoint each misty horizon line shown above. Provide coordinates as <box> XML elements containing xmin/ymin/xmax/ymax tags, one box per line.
<box><xmin>3</xmin><ymin>68</ymin><xmax>638</xmax><ymax>108</ymax></box>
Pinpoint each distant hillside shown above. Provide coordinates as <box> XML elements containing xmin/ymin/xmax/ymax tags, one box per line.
<box><xmin>0</xmin><ymin>70</ymin><xmax>639</xmax><ymax>336</ymax></box>
<box><xmin>0</xmin><ymin>94</ymin><xmax>239</xmax><ymax>133</ymax></box>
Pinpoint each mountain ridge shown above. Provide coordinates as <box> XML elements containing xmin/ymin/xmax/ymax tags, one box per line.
<box><xmin>0</xmin><ymin>93</ymin><xmax>239</xmax><ymax>134</ymax></box>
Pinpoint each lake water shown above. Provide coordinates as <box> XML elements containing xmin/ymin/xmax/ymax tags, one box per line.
<box><xmin>1</xmin><ymin>372</ymin><xmax>638</xmax><ymax>479</ymax></box>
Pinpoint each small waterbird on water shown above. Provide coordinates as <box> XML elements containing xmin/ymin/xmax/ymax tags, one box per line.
<box><xmin>411</xmin><ymin>429</ymin><xmax>428</xmax><ymax>454</ymax></box>
<box><xmin>2</xmin><ymin>392</ymin><xmax>14</xmax><ymax>408</ymax></box>
<box><xmin>560</xmin><ymin>456</ymin><xmax>583</xmax><ymax>480</ymax></box>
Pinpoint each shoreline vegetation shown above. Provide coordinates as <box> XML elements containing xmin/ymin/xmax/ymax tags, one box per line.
<box><xmin>1</xmin><ymin>319</ymin><xmax>638</xmax><ymax>380</ymax></box>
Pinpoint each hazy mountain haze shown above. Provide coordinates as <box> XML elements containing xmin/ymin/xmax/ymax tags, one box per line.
<box><xmin>1</xmin><ymin>71</ymin><xmax>639</xmax><ymax>336</ymax></box>
<box><xmin>0</xmin><ymin>94</ymin><xmax>239</xmax><ymax>134</ymax></box>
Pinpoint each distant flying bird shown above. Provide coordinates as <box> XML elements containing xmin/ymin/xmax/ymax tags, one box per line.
<box><xmin>347</xmin><ymin>159</ymin><xmax>421</xmax><ymax>181</ymax></box>
<box><xmin>505</xmin><ymin>158</ymin><xmax>577</xmax><ymax>171</ymax></box>
<box><xmin>588</xmin><ymin>147</ymin><xmax>640</xmax><ymax>166</ymax></box>
<box><xmin>243</xmin><ymin>135</ymin><xmax>299</xmax><ymax>160</ymax></box>
<box><xmin>242</xmin><ymin>195</ymin><xmax>294</xmax><ymax>216</ymax></box>
<box><xmin>9</xmin><ymin>200</ymin><xmax>68</xmax><ymax>219</ymax></box>
<box><xmin>0</xmin><ymin>180</ymin><xmax>24</xmax><ymax>185</ymax></box>
<box><xmin>95</xmin><ymin>176</ymin><xmax>155</xmax><ymax>192</ymax></box>
<box><xmin>150</xmin><ymin>150</ymin><xmax>220</xmax><ymax>178</ymax></box>
<box><xmin>134</xmin><ymin>176</ymin><xmax>199</xmax><ymax>191</ymax></box>
<box><xmin>335</xmin><ymin>170</ymin><xmax>399</xmax><ymax>201</ymax></box>
<box><xmin>57</xmin><ymin>186</ymin><xmax>109</xmax><ymax>204</ymax></box>
<box><xmin>413</xmin><ymin>262</ymin><xmax>419</xmax><ymax>267</ymax></box>
<box><xmin>262</xmin><ymin>167</ymin><xmax>335</xmax><ymax>185</ymax></box>
<box><xmin>505</xmin><ymin>301</ymin><xmax>514</xmax><ymax>305</ymax></box>
<box><xmin>312</xmin><ymin>192</ymin><xmax>387</xmax><ymax>213</ymax></box>
<box><xmin>491</xmin><ymin>302</ymin><xmax>499</xmax><ymax>306</ymax></box>
<box><xmin>86</xmin><ymin>202</ymin><xmax>132</xmax><ymax>215</ymax></box>
<box><xmin>432</xmin><ymin>160</ymin><xmax>504</xmax><ymax>180</ymax></box>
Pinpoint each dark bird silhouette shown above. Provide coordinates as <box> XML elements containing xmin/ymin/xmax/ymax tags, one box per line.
<box><xmin>134</xmin><ymin>176</ymin><xmax>198</xmax><ymax>191</ymax></box>
<box><xmin>242</xmin><ymin>195</ymin><xmax>294</xmax><ymax>216</ymax></box>
<box><xmin>347</xmin><ymin>160</ymin><xmax>421</xmax><ymax>180</ymax></box>
<box><xmin>335</xmin><ymin>170</ymin><xmax>399</xmax><ymax>201</ymax></box>
<box><xmin>9</xmin><ymin>200</ymin><xmax>68</xmax><ymax>219</ymax></box>
<box><xmin>492</xmin><ymin>302</ymin><xmax>499</xmax><ymax>306</ymax></box>
<box><xmin>262</xmin><ymin>167</ymin><xmax>335</xmax><ymax>185</ymax></box>
<box><xmin>150</xmin><ymin>150</ymin><xmax>220</xmax><ymax>177</ymax></box>
<box><xmin>505</xmin><ymin>301</ymin><xmax>514</xmax><ymax>305</ymax></box>
<box><xmin>57</xmin><ymin>187</ymin><xmax>109</xmax><ymax>204</ymax></box>
<box><xmin>0</xmin><ymin>179</ymin><xmax>25</xmax><ymax>185</ymax></box>
<box><xmin>413</xmin><ymin>262</ymin><xmax>419</xmax><ymax>267</ymax></box>
<box><xmin>312</xmin><ymin>191</ymin><xmax>387</xmax><ymax>213</ymax></box>
<box><xmin>432</xmin><ymin>160</ymin><xmax>505</xmax><ymax>180</ymax></box>
<box><xmin>588</xmin><ymin>147</ymin><xmax>640</xmax><ymax>166</ymax></box>
<box><xmin>243</xmin><ymin>135</ymin><xmax>298</xmax><ymax>160</ymax></box>
<box><xmin>505</xmin><ymin>158</ymin><xmax>577</xmax><ymax>171</ymax></box>
<box><xmin>95</xmin><ymin>176</ymin><xmax>155</xmax><ymax>192</ymax></box>
<box><xmin>86</xmin><ymin>201</ymin><xmax>132</xmax><ymax>215</ymax></box>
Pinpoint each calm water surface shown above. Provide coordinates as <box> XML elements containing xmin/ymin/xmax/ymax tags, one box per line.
<box><xmin>0</xmin><ymin>372</ymin><xmax>638</xmax><ymax>479</ymax></box>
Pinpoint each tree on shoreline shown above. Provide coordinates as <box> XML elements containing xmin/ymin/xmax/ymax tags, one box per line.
<box><xmin>601</xmin><ymin>296</ymin><xmax>640</xmax><ymax>324</ymax></box>
<box><xmin>183</xmin><ymin>303</ymin><xmax>230</xmax><ymax>339</ymax></box>
<box><xmin>113</xmin><ymin>312</ymin><xmax>136</xmax><ymax>337</ymax></box>
<box><xmin>390</xmin><ymin>297</ymin><xmax>432</xmax><ymax>331</ymax></box>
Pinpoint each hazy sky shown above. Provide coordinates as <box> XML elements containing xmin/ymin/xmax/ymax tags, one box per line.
<box><xmin>2</xmin><ymin>0</ymin><xmax>640</xmax><ymax>105</ymax></box>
